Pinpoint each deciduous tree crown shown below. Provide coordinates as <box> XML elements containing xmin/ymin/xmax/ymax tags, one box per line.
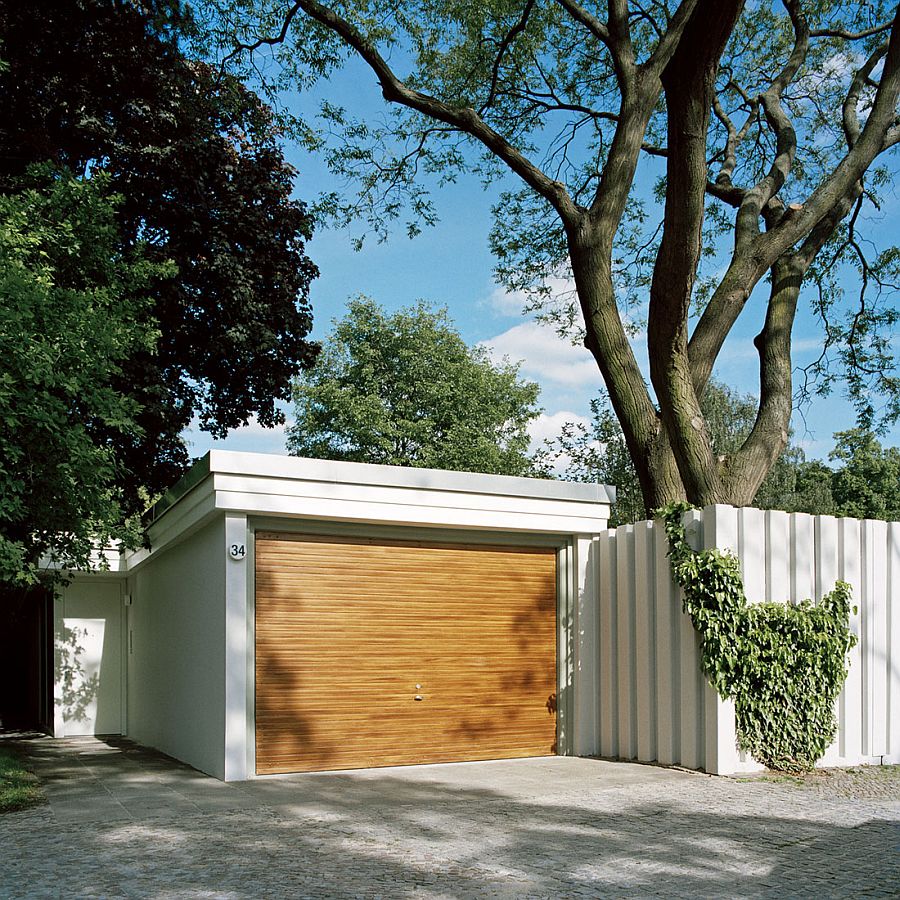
<box><xmin>287</xmin><ymin>297</ymin><xmax>542</xmax><ymax>475</ymax></box>
<box><xmin>0</xmin><ymin>0</ymin><xmax>320</xmax><ymax>506</ymax></box>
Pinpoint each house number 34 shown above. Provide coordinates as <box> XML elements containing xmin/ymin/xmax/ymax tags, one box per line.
<box><xmin>229</xmin><ymin>543</ymin><xmax>246</xmax><ymax>560</ymax></box>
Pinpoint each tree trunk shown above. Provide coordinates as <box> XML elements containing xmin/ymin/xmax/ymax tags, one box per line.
<box><xmin>568</xmin><ymin>228</ymin><xmax>687</xmax><ymax>516</ymax></box>
<box><xmin>646</xmin><ymin>0</ymin><xmax>746</xmax><ymax>509</ymax></box>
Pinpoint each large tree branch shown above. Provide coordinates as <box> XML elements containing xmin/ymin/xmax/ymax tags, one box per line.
<box><xmin>811</xmin><ymin>21</ymin><xmax>894</xmax><ymax>40</ymax></box>
<box><xmin>712</xmin><ymin>88</ymin><xmax>759</xmax><ymax>187</ymax></box>
<box><xmin>689</xmin><ymin>12</ymin><xmax>900</xmax><ymax>394</ymax></box>
<box><xmin>734</xmin><ymin>0</ymin><xmax>809</xmax><ymax>249</ymax></box>
<box><xmin>220</xmin><ymin>0</ymin><xmax>303</xmax><ymax>63</ymax></box>
<box><xmin>723</xmin><ymin>182</ymin><xmax>863</xmax><ymax>499</ymax></box>
<box><xmin>795</xmin><ymin>183</ymin><xmax>863</xmax><ymax>272</ymax></box>
<box><xmin>608</xmin><ymin>0</ymin><xmax>636</xmax><ymax>77</ymax></box>
<box><xmin>584</xmin><ymin>4</ymin><xmax>714</xmax><ymax>228</ymax></box>
<box><xmin>759</xmin><ymin>16</ymin><xmax>900</xmax><ymax>262</ymax></box>
<box><xmin>884</xmin><ymin>122</ymin><xmax>900</xmax><ymax>149</ymax></box>
<box><xmin>480</xmin><ymin>0</ymin><xmax>536</xmax><ymax>115</ymax></box>
<box><xmin>642</xmin><ymin>0</ymin><xmax>703</xmax><ymax>73</ymax></box>
<box><xmin>720</xmin><ymin>254</ymin><xmax>802</xmax><ymax>503</ymax></box>
<box><xmin>843</xmin><ymin>43</ymin><xmax>888</xmax><ymax>147</ymax></box>
<box><xmin>706</xmin><ymin>179</ymin><xmax>746</xmax><ymax>206</ymax></box>
<box><xmin>554</xmin><ymin>0</ymin><xmax>634</xmax><ymax>86</ymax></box>
<box><xmin>569</xmin><ymin>232</ymin><xmax>679</xmax><ymax>512</ymax></box>
<box><xmin>296</xmin><ymin>0</ymin><xmax>579</xmax><ymax>222</ymax></box>
<box><xmin>647</xmin><ymin>0</ymin><xmax>746</xmax><ymax>502</ymax></box>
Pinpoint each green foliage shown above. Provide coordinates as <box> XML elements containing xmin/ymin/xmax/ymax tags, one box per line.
<box><xmin>204</xmin><ymin>1</ymin><xmax>900</xmax><ymax>437</ymax></box>
<box><xmin>536</xmin><ymin>398</ymin><xmax>645</xmax><ymax>527</ymax></box>
<box><xmin>752</xmin><ymin>428</ymin><xmax>900</xmax><ymax>520</ymax></box>
<box><xmin>546</xmin><ymin>383</ymin><xmax>900</xmax><ymax>523</ymax></box>
<box><xmin>661</xmin><ymin>502</ymin><xmax>857</xmax><ymax>772</ymax></box>
<box><xmin>828</xmin><ymin>429</ymin><xmax>900</xmax><ymax>520</ymax></box>
<box><xmin>0</xmin><ymin>168</ymin><xmax>160</xmax><ymax>584</ymax></box>
<box><xmin>0</xmin><ymin>0</ymin><xmax>319</xmax><ymax>504</ymax></box>
<box><xmin>288</xmin><ymin>297</ymin><xmax>541</xmax><ymax>475</ymax></box>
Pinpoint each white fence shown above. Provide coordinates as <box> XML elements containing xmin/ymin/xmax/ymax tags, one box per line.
<box><xmin>593</xmin><ymin>506</ymin><xmax>900</xmax><ymax>774</ymax></box>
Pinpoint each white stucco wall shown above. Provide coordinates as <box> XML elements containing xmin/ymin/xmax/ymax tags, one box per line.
<box><xmin>126</xmin><ymin>517</ymin><xmax>227</xmax><ymax>778</ymax></box>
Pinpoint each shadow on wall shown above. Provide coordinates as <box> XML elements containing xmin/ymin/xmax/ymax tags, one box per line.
<box><xmin>54</xmin><ymin>621</ymin><xmax>100</xmax><ymax>730</ymax></box>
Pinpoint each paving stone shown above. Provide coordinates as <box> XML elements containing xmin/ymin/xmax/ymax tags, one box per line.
<box><xmin>1</xmin><ymin>735</ymin><xmax>897</xmax><ymax>899</ymax></box>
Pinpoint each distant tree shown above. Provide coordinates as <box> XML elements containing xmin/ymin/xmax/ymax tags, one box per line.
<box><xmin>538</xmin><ymin>400</ymin><xmax>645</xmax><ymax>528</ymax></box>
<box><xmin>542</xmin><ymin>381</ymin><xmax>819</xmax><ymax>526</ymax></box>
<box><xmin>0</xmin><ymin>169</ymin><xmax>159</xmax><ymax>586</ymax></box>
<box><xmin>288</xmin><ymin>298</ymin><xmax>542</xmax><ymax>475</ymax></box>
<box><xmin>0</xmin><ymin>0</ymin><xmax>319</xmax><ymax>506</ymax></box>
<box><xmin>772</xmin><ymin>459</ymin><xmax>836</xmax><ymax>517</ymax></box>
<box><xmin>829</xmin><ymin>428</ymin><xmax>900</xmax><ymax>520</ymax></box>
<box><xmin>546</xmin><ymin>391</ymin><xmax>900</xmax><ymax>524</ymax></box>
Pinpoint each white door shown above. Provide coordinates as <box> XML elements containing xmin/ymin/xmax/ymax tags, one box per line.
<box><xmin>54</xmin><ymin>581</ymin><xmax>124</xmax><ymax>736</ymax></box>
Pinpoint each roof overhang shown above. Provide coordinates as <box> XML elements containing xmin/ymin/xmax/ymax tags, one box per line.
<box><xmin>120</xmin><ymin>450</ymin><xmax>616</xmax><ymax>572</ymax></box>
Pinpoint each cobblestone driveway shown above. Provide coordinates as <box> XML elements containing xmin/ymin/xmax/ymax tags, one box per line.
<box><xmin>3</xmin><ymin>736</ymin><xmax>898</xmax><ymax>898</ymax></box>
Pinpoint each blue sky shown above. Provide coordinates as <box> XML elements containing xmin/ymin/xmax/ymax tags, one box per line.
<box><xmin>186</xmin><ymin>56</ymin><xmax>899</xmax><ymax>464</ymax></box>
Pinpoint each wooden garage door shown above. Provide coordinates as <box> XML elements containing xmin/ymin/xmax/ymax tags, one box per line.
<box><xmin>255</xmin><ymin>532</ymin><xmax>558</xmax><ymax>774</ymax></box>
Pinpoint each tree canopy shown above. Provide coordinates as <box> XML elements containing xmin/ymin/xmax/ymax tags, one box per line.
<box><xmin>0</xmin><ymin>0</ymin><xmax>319</xmax><ymax>506</ymax></box>
<box><xmin>0</xmin><ymin>169</ymin><xmax>159</xmax><ymax>585</ymax></box>
<box><xmin>287</xmin><ymin>297</ymin><xmax>542</xmax><ymax>475</ymax></box>
<box><xmin>207</xmin><ymin>0</ymin><xmax>900</xmax><ymax>513</ymax></box>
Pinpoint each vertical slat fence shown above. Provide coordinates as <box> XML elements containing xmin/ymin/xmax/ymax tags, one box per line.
<box><xmin>595</xmin><ymin>506</ymin><xmax>899</xmax><ymax>772</ymax></box>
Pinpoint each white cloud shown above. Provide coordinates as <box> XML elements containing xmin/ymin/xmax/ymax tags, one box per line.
<box><xmin>480</xmin><ymin>321</ymin><xmax>599</xmax><ymax>388</ymax></box>
<box><xmin>487</xmin><ymin>285</ymin><xmax>530</xmax><ymax>316</ymax></box>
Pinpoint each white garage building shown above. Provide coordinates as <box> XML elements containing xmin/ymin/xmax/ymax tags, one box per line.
<box><xmin>55</xmin><ymin>451</ymin><xmax>613</xmax><ymax>781</ymax></box>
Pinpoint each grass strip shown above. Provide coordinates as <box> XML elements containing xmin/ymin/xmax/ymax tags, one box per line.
<box><xmin>0</xmin><ymin>749</ymin><xmax>44</xmax><ymax>812</ymax></box>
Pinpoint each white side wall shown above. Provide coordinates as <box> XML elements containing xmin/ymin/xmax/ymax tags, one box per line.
<box><xmin>52</xmin><ymin>454</ymin><xmax>612</xmax><ymax>781</ymax></box>
<box><xmin>126</xmin><ymin>518</ymin><xmax>227</xmax><ymax>779</ymax></box>
<box><xmin>596</xmin><ymin>506</ymin><xmax>900</xmax><ymax>774</ymax></box>
<box><xmin>706</xmin><ymin>506</ymin><xmax>900</xmax><ymax>772</ymax></box>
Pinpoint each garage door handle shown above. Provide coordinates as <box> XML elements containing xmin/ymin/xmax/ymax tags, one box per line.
<box><xmin>414</xmin><ymin>694</ymin><xmax>424</xmax><ymax>701</ymax></box>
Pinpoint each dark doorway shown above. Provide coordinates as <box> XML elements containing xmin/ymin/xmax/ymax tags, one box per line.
<box><xmin>0</xmin><ymin>584</ymin><xmax>53</xmax><ymax>731</ymax></box>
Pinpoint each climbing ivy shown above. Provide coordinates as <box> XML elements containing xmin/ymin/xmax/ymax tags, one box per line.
<box><xmin>660</xmin><ymin>502</ymin><xmax>857</xmax><ymax>772</ymax></box>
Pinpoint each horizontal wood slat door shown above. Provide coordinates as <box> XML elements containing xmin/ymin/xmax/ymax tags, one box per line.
<box><xmin>255</xmin><ymin>532</ymin><xmax>558</xmax><ymax>774</ymax></box>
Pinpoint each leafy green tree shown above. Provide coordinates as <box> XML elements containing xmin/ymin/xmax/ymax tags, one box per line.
<box><xmin>208</xmin><ymin>0</ymin><xmax>900</xmax><ymax>514</ymax></box>
<box><xmin>0</xmin><ymin>0</ymin><xmax>319</xmax><ymax>504</ymax></box>
<box><xmin>829</xmin><ymin>428</ymin><xmax>900</xmax><ymax>520</ymax></box>
<box><xmin>287</xmin><ymin>298</ymin><xmax>541</xmax><ymax>475</ymax></box>
<box><xmin>0</xmin><ymin>169</ymin><xmax>160</xmax><ymax>586</ymax></box>
<box><xmin>784</xmin><ymin>459</ymin><xmax>837</xmax><ymax>516</ymax></box>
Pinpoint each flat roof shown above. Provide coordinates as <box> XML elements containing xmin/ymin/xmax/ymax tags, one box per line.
<box><xmin>148</xmin><ymin>450</ymin><xmax>615</xmax><ymax>523</ymax></box>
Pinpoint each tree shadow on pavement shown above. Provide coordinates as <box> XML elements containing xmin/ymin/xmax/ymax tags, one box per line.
<box><xmin>2</xmin><ymin>757</ymin><xmax>897</xmax><ymax>898</ymax></box>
